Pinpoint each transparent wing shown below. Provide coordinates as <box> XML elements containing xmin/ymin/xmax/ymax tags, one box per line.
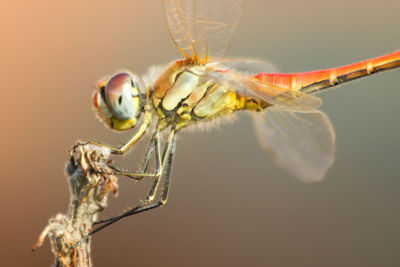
<box><xmin>253</xmin><ymin>109</ymin><xmax>335</xmax><ymax>182</ymax></box>
<box><xmin>163</xmin><ymin>0</ymin><xmax>242</xmax><ymax>64</ymax></box>
<box><xmin>208</xmin><ymin>58</ymin><xmax>278</xmax><ymax>75</ymax></box>
<box><xmin>200</xmin><ymin>60</ymin><xmax>335</xmax><ymax>181</ymax></box>
<box><xmin>203</xmin><ymin>60</ymin><xmax>323</xmax><ymax>112</ymax></box>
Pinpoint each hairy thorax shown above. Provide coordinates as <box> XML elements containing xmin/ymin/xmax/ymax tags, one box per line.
<box><xmin>151</xmin><ymin>60</ymin><xmax>268</xmax><ymax>131</ymax></box>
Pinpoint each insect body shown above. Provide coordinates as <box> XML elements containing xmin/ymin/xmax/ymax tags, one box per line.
<box><xmin>152</xmin><ymin>61</ymin><xmax>269</xmax><ymax>130</ymax></box>
<box><xmin>87</xmin><ymin>0</ymin><xmax>400</xmax><ymax>235</ymax></box>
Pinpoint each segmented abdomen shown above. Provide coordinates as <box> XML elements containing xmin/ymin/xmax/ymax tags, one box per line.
<box><xmin>254</xmin><ymin>50</ymin><xmax>400</xmax><ymax>94</ymax></box>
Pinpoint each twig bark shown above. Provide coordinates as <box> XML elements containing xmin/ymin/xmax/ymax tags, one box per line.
<box><xmin>33</xmin><ymin>144</ymin><xmax>118</xmax><ymax>267</ymax></box>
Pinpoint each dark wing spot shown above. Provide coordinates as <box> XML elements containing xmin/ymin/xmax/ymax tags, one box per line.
<box><xmin>118</xmin><ymin>96</ymin><xmax>122</xmax><ymax>105</ymax></box>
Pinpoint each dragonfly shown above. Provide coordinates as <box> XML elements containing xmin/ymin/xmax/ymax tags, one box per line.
<box><xmin>87</xmin><ymin>0</ymin><xmax>400</xmax><ymax>235</ymax></box>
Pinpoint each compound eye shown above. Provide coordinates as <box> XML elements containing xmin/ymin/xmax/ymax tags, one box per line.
<box><xmin>105</xmin><ymin>73</ymin><xmax>135</xmax><ymax>120</ymax></box>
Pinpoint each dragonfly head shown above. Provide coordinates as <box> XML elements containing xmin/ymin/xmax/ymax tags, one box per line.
<box><xmin>93</xmin><ymin>72</ymin><xmax>144</xmax><ymax>131</ymax></box>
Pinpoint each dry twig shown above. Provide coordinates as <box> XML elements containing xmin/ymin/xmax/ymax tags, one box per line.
<box><xmin>32</xmin><ymin>144</ymin><xmax>118</xmax><ymax>267</ymax></box>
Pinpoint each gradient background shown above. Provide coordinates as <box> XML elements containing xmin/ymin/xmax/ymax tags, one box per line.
<box><xmin>1</xmin><ymin>0</ymin><xmax>400</xmax><ymax>266</ymax></box>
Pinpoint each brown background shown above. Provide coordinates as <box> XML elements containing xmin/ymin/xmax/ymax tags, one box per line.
<box><xmin>1</xmin><ymin>0</ymin><xmax>400</xmax><ymax>266</ymax></box>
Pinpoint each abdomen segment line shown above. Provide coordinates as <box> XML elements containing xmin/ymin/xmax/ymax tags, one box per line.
<box><xmin>254</xmin><ymin>50</ymin><xmax>400</xmax><ymax>94</ymax></box>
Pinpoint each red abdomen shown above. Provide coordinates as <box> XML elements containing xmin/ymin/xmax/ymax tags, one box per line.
<box><xmin>254</xmin><ymin>50</ymin><xmax>400</xmax><ymax>94</ymax></box>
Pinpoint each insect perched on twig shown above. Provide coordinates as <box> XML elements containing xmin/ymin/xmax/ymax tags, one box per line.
<box><xmin>82</xmin><ymin>0</ymin><xmax>400</xmax><ymax>236</ymax></box>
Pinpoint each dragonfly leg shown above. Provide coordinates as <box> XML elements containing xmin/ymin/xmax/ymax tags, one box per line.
<box><xmin>88</xmin><ymin>130</ymin><xmax>176</xmax><ymax>235</ymax></box>
<box><xmin>138</xmin><ymin>129</ymin><xmax>157</xmax><ymax>174</ymax></box>
<box><xmin>73</xmin><ymin>111</ymin><xmax>152</xmax><ymax>155</ymax></box>
<box><xmin>105</xmin><ymin>130</ymin><xmax>160</xmax><ymax>181</ymax></box>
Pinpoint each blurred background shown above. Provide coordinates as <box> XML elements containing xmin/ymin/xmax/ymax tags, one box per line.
<box><xmin>1</xmin><ymin>0</ymin><xmax>400</xmax><ymax>266</ymax></box>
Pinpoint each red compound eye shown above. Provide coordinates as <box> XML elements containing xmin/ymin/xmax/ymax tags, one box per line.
<box><xmin>104</xmin><ymin>73</ymin><xmax>135</xmax><ymax>120</ymax></box>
